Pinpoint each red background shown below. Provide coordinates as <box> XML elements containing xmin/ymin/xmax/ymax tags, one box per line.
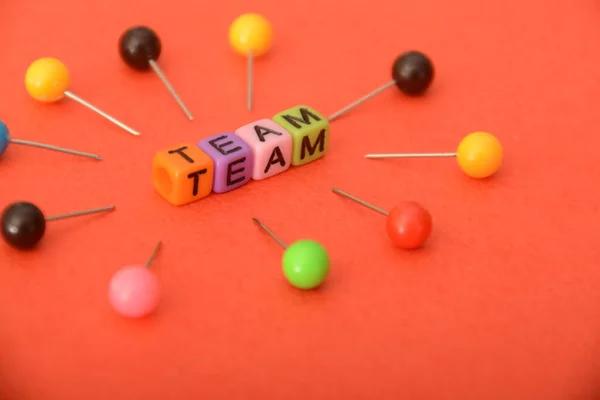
<box><xmin>1</xmin><ymin>0</ymin><xmax>600</xmax><ymax>398</ymax></box>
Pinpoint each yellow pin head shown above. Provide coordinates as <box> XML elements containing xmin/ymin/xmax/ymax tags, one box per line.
<box><xmin>229</xmin><ymin>13</ymin><xmax>273</xmax><ymax>57</ymax></box>
<box><xmin>456</xmin><ymin>132</ymin><xmax>503</xmax><ymax>178</ymax></box>
<box><xmin>25</xmin><ymin>57</ymin><xmax>70</xmax><ymax>102</ymax></box>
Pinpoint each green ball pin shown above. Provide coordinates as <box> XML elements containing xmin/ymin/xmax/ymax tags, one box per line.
<box><xmin>252</xmin><ymin>217</ymin><xmax>330</xmax><ymax>290</ymax></box>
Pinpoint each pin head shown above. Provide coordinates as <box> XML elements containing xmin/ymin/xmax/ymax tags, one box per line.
<box><xmin>282</xmin><ymin>240</ymin><xmax>330</xmax><ymax>290</ymax></box>
<box><xmin>229</xmin><ymin>13</ymin><xmax>273</xmax><ymax>57</ymax></box>
<box><xmin>1</xmin><ymin>201</ymin><xmax>46</xmax><ymax>249</ymax></box>
<box><xmin>392</xmin><ymin>51</ymin><xmax>434</xmax><ymax>95</ymax></box>
<box><xmin>108</xmin><ymin>264</ymin><xmax>160</xmax><ymax>318</ymax></box>
<box><xmin>456</xmin><ymin>132</ymin><xmax>503</xmax><ymax>178</ymax></box>
<box><xmin>0</xmin><ymin>121</ymin><xmax>10</xmax><ymax>155</ymax></box>
<box><xmin>385</xmin><ymin>201</ymin><xmax>432</xmax><ymax>249</ymax></box>
<box><xmin>25</xmin><ymin>58</ymin><xmax>70</xmax><ymax>102</ymax></box>
<box><xmin>119</xmin><ymin>26</ymin><xmax>162</xmax><ymax>70</ymax></box>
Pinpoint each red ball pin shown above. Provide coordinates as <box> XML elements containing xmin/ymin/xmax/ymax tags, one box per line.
<box><xmin>331</xmin><ymin>187</ymin><xmax>432</xmax><ymax>249</ymax></box>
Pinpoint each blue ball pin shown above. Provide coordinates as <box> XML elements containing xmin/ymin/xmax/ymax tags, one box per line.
<box><xmin>0</xmin><ymin>120</ymin><xmax>101</xmax><ymax>160</ymax></box>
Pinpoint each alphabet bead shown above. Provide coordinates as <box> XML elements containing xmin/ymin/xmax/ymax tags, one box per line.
<box><xmin>234</xmin><ymin>118</ymin><xmax>292</xmax><ymax>180</ymax></box>
<box><xmin>272</xmin><ymin>105</ymin><xmax>329</xmax><ymax>166</ymax></box>
<box><xmin>197</xmin><ymin>133</ymin><xmax>253</xmax><ymax>193</ymax></box>
<box><xmin>151</xmin><ymin>105</ymin><xmax>329</xmax><ymax>207</ymax></box>
<box><xmin>152</xmin><ymin>144</ymin><xmax>215</xmax><ymax>206</ymax></box>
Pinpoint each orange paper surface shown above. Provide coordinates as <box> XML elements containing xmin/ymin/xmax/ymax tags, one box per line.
<box><xmin>1</xmin><ymin>0</ymin><xmax>600</xmax><ymax>399</ymax></box>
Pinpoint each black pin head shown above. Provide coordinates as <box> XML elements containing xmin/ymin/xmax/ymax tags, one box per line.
<box><xmin>1</xmin><ymin>201</ymin><xmax>46</xmax><ymax>250</ymax></box>
<box><xmin>119</xmin><ymin>26</ymin><xmax>162</xmax><ymax>70</ymax></box>
<box><xmin>392</xmin><ymin>51</ymin><xmax>434</xmax><ymax>96</ymax></box>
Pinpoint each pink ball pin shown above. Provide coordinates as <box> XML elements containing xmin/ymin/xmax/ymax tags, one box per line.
<box><xmin>108</xmin><ymin>241</ymin><xmax>162</xmax><ymax>318</ymax></box>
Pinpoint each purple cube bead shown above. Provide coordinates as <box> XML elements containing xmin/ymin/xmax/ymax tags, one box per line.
<box><xmin>197</xmin><ymin>133</ymin><xmax>254</xmax><ymax>193</ymax></box>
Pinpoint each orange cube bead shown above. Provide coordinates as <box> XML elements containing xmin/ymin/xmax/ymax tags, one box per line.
<box><xmin>152</xmin><ymin>143</ymin><xmax>215</xmax><ymax>206</ymax></box>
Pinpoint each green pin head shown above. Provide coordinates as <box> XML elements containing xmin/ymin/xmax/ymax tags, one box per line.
<box><xmin>282</xmin><ymin>239</ymin><xmax>330</xmax><ymax>290</ymax></box>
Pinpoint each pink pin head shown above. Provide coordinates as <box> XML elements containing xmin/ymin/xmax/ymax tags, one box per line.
<box><xmin>108</xmin><ymin>264</ymin><xmax>160</xmax><ymax>318</ymax></box>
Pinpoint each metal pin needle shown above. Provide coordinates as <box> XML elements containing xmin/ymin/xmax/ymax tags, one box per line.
<box><xmin>327</xmin><ymin>80</ymin><xmax>396</xmax><ymax>122</ymax></box>
<box><xmin>145</xmin><ymin>240</ymin><xmax>163</xmax><ymax>268</ymax></box>
<box><xmin>247</xmin><ymin>51</ymin><xmax>254</xmax><ymax>112</ymax></box>
<box><xmin>331</xmin><ymin>187</ymin><xmax>389</xmax><ymax>216</ymax></box>
<box><xmin>10</xmin><ymin>138</ymin><xmax>102</xmax><ymax>160</ymax></box>
<box><xmin>365</xmin><ymin>152</ymin><xmax>457</xmax><ymax>159</ymax></box>
<box><xmin>64</xmin><ymin>91</ymin><xmax>141</xmax><ymax>136</ymax></box>
<box><xmin>148</xmin><ymin>60</ymin><xmax>194</xmax><ymax>121</ymax></box>
<box><xmin>45</xmin><ymin>205</ymin><xmax>116</xmax><ymax>222</ymax></box>
<box><xmin>252</xmin><ymin>217</ymin><xmax>288</xmax><ymax>249</ymax></box>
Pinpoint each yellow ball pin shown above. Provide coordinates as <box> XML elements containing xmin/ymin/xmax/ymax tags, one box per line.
<box><xmin>25</xmin><ymin>57</ymin><xmax>141</xmax><ymax>136</ymax></box>
<box><xmin>229</xmin><ymin>13</ymin><xmax>273</xmax><ymax>112</ymax></box>
<box><xmin>364</xmin><ymin>132</ymin><xmax>504</xmax><ymax>179</ymax></box>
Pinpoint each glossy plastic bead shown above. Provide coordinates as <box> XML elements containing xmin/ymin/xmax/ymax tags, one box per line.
<box><xmin>0</xmin><ymin>202</ymin><xmax>46</xmax><ymax>249</ymax></box>
<box><xmin>229</xmin><ymin>13</ymin><xmax>273</xmax><ymax>57</ymax></box>
<box><xmin>108</xmin><ymin>241</ymin><xmax>162</xmax><ymax>318</ymax></box>
<box><xmin>365</xmin><ymin>132</ymin><xmax>503</xmax><ymax>179</ymax></box>
<box><xmin>119</xmin><ymin>26</ymin><xmax>161</xmax><ymax>70</ymax></box>
<box><xmin>25</xmin><ymin>57</ymin><xmax>71</xmax><ymax>102</ymax></box>
<box><xmin>0</xmin><ymin>120</ymin><xmax>101</xmax><ymax>160</ymax></box>
<box><xmin>229</xmin><ymin>13</ymin><xmax>274</xmax><ymax>111</ymax></box>
<box><xmin>1</xmin><ymin>202</ymin><xmax>115</xmax><ymax>250</ymax></box>
<box><xmin>119</xmin><ymin>26</ymin><xmax>193</xmax><ymax>120</ymax></box>
<box><xmin>385</xmin><ymin>201</ymin><xmax>432</xmax><ymax>249</ymax></box>
<box><xmin>282</xmin><ymin>240</ymin><xmax>330</xmax><ymax>289</ymax></box>
<box><xmin>252</xmin><ymin>218</ymin><xmax>330</xmax><ymax>290</ymax></box>
<box><xmin>328</xmin><ymin>50</ymin><xmax>434</xmax><ymax>121</ymax></box>
<box><xmin>392</xmin><ymin>51</ymin><xmax>435</xmax><ymax>95</ymax></box>
<box><xmin>332</xmin><ymin>188</ymin><xmax>432</xmax><ymax>249</ymax></box>
<box><xmin>455</xmin><ymin>132</ymin><xmax>503</xmax><ymax>178</ymax></box>
<box><xmin>108</xmin><ymin>265</ymin><xmax>160</xmax><ymax>318</ymax></box>
<box><xmin>25</xmin><ymin>57</ymin><xmax>142</xmax><ymax>136</ymax></box>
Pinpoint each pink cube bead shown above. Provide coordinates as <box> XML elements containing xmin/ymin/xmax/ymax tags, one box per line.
<box><xmin>234</xmin><ymin>119</ymin><xmax>292</xmax><ymax>180</ymax></box>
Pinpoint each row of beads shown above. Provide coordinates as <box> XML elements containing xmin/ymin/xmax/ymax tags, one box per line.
<box><xmin>152</xmin><ymin>105</ymin><xmax>329</xmax><ymax>205</ymax></box>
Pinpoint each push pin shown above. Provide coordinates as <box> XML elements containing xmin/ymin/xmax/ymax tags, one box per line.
<box><xmin>119</xmin><ymin>26</ymin><xmax>194</xmax><ymax>120</ymax></box>
<box><xmin>365</xmin><ymin>132</ymin><xmax>503</xmax><ymax>179</ymax></box>
<box><xmin>229</xmin><ymin>13</ymin><xmax>273</xmax><ymax>112</ymax></box>
<box><xmin>252</xmin><ymin>217</ymin><xmax>329</xmax><ymax>290</ymax></box>
<box><xmin>0</xmin><ymin>120</ymin><xmax>101</xmax><ymax>161</ymax></box>
<box><xmin>331</xmin><ymin>188</ymin><xmax>432</xmax><ymax>249</ymax></box>
<box><xmin>328</xmin><ymin>50</ymin><xmax>434</xmax><ymax>122</ymax></box>
<box><xmin>25</xmin><ymin>57</ymin><xmax>142</xmax><ymax>136</ymax></box>
<box><xmin>0</xmin><ymin>201</ymin><xmax>115</xmax><ymax>250</ymax></box>
<box><xmin>108</xmin><ymin>241</ymin><xmax>162</xmax><ymax>318</ymax></box>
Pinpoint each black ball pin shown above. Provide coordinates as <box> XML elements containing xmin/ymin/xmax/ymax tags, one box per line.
<box><xmin>327</xmin><ymin>50</ymin><xmax>435</xmax><ymax>122</ymax></box>
<box><xmin>119</xmin><ymin>26</ymin><xmax>162</xmax><ymax>70</ymax></box>
<box><xmin>118</xmin><ymin>26</ymin><xmax>193</xmax><ymax>120</ymax></box>
<box><xmin>1</xmin><ymin>202</ymin><xmax>46</xmax><ymax>250</ymax></box>
<box><xmin>0</xmin><ymin>201</ymin><xmax>116</xmax><ymax>250</ymax></box>
<box><xmin>392</xmin><ymin>51</ymin><xmax>434</xmax><ymax>96</ymax></box>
